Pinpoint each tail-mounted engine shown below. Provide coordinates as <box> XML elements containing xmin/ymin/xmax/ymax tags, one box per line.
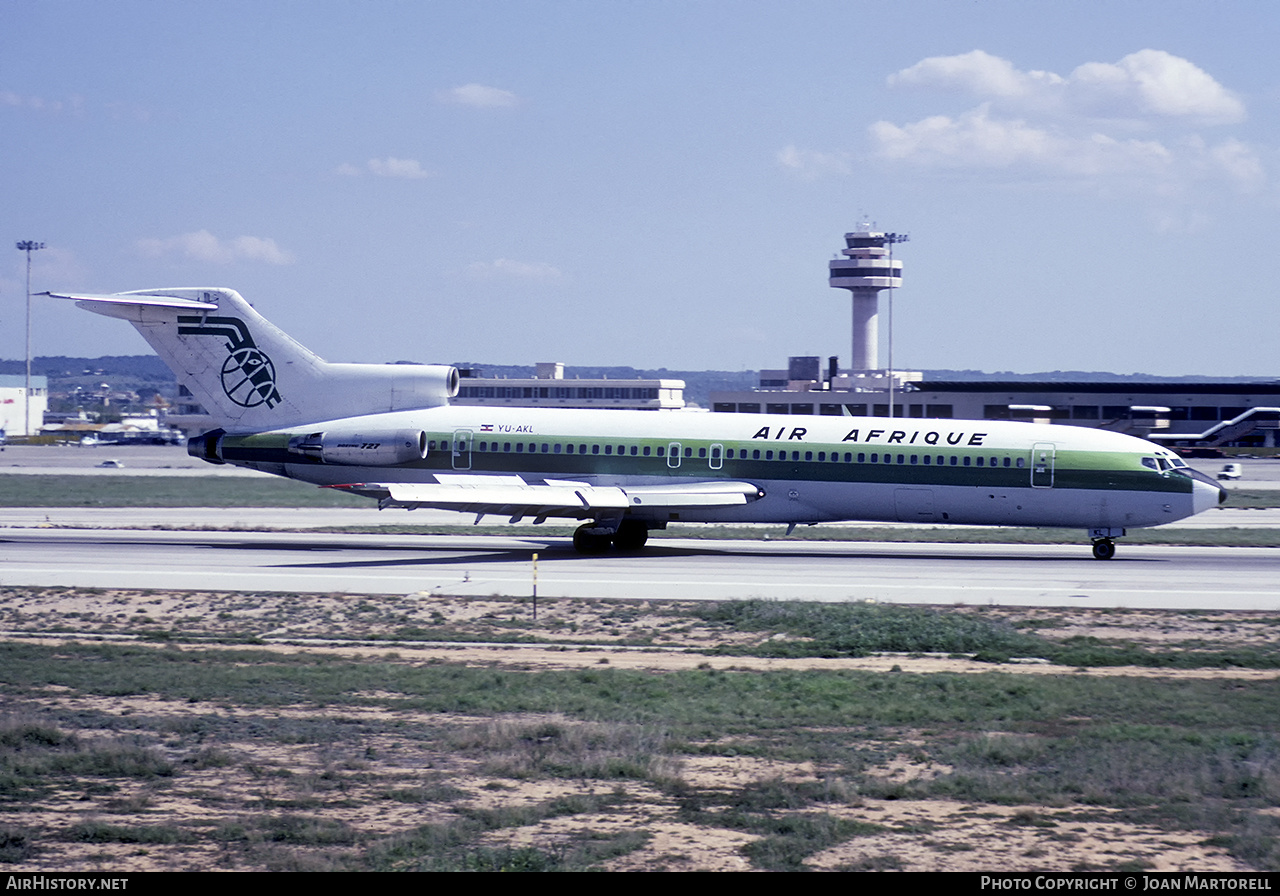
<box><xmin>286</xmin><ymin>430</ymin><xmax>429</xmax><ymax>466</ymax></box>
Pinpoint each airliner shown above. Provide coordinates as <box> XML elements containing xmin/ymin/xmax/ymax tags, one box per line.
<box><xmin>47</xmin><ymin>287</ymin><xmax>1225</xmax><ymax>559</ymax></box>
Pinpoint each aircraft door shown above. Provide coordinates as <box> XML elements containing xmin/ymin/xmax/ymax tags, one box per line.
<box><xmin>709</xmin><ymin>443</ymin><xmax>723</xmax><ymax>470</ymax></box>
<box><xmin>1031</xmin><ymin>442</ymin><xmax>1055</xmax><ymax>488</ymax></box>
<box><xmin>894</xmin><ymin>488</ymin><xmax>936</xmax><ymax>522</ymax></box>
<box><xmin>452</xmin><ymin>429</ymin><xmax>473</xmax><ymax>470</ymax></box>
<box><xmin>667</xmin><ymin>442</ymin><xmax>681</xmax><ymax>469</ymax></box>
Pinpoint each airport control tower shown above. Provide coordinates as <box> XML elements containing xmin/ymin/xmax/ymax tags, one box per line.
<box><xmin>828</xmin><ymin>223</ymin><xmax>905</xmax><ymax>373</ymax></box>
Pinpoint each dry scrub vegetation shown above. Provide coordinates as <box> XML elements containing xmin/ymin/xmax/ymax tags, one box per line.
<box><xmin>1</xmin><ymin>588</ymin><xmax>1278</xmax><ymax>872</ymax></box>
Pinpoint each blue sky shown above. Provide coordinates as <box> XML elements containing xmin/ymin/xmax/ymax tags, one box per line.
<box><xmin>4</xmin><ymin>0</ymin><xmax>1278</xmax><ymax>376</ymax></box>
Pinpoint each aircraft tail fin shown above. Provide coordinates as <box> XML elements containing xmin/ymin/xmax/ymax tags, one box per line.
<box><xmin>46</xmin><ymin>288</ymin><xmax>458</xmax><ymax>431</ymax></box>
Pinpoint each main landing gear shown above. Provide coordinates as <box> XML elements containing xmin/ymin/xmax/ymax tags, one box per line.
<box><xmin>572</xmin><ymin>519</ymin><xmax>650</xmax><ymax>554</ymax></box>
<box><xmin>1088</xmin><ymin>527</ymin><xmax>1125</xmax><ymax>561</ymax></box>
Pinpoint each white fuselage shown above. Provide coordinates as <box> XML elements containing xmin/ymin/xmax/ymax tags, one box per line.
<box><xmin>212</xmin><ymin>405</ymin><xmax>1223</xmax><ymax>532</ymax></box>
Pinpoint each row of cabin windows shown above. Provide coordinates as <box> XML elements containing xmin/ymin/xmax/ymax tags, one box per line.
<box><xmin>426</xmin><ymin>439</ymin><xmax>1026</xmax><ymax>468</ymax></box>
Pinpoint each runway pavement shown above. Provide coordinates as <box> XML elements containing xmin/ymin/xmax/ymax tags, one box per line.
<box><xmin>0</xmin><ymin>443</ymin><xmax>267</xmax><ymax>477</ymax></box>
<box><xmin>2</xmin><ymin>527</ymin><xmax>1277</xmax><ymax>611</ymax></box>
<box><xmin>3</xmin><ymin>444</ymin><xmax>1277</xmax><ymax>610</ymax></box>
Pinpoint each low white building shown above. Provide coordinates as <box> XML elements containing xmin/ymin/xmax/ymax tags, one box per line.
<box><xmin>0</xmin><ymin>374</ymin><xmax>49</xmax><ymax>438</ymax></box>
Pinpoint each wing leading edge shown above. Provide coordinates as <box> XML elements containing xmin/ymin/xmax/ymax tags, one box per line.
<box><xmin>329</xmin><ymin>477</ymin><xmax>764</xmax><ymax>523</ymax></box>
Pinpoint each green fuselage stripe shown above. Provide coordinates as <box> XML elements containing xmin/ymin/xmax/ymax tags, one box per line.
<box><xmin>217</xmin><ymin>430</ymin><xmax>1192</xmax><ymax>495</ymax></box>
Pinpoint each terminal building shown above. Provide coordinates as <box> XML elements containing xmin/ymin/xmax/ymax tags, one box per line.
<box><xmin>710</xmin><ymin>225</ymin><xmax>1280</xmax><ymax>449</ymax></box>
<box><xmin>712</xmin><ymin>367</ymin><xmax>1280</xmax><ymax>447</ymax></box>
<box><xmin>453</xmin><ymin>362</ymin><xmax>686</xmax><ymax>411</ymax></box>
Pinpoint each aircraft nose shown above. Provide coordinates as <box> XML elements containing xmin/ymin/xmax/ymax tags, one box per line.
<box><xmin>1190</xmin><ymin>470</ymin><xmax>1228</xmax><ymax>515</ymax></box>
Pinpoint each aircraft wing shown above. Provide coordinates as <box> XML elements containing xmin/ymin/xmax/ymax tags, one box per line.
<box><xmin>329</xmin><ymin>476</ymin><xmax>764</xmax><ymax>523</ymax></box>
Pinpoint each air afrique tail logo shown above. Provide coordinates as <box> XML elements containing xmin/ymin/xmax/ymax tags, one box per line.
<box><xmin>176</xmin><ymin>315</ymin><xmax>283</xmax><ymax>409</ymax></box>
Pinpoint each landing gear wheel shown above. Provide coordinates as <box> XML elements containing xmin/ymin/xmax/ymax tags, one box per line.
<box><xmin>1091</xmin><ymin>539</ymin><xmax>1116</xmax><ymax>561</ymax></box>
<box><xmin>612</xmin><ymin>520</ymin><xmax>649</xmax><ymax>552</ymax></box>
<box><xmin>573</xmin><ymin>524</ymin><xmax>612</xmax><ymax>555</ymax></box>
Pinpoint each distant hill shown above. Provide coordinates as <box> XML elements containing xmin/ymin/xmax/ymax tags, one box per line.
<box><xmin>0</xmin><ymin>355</ymin><xmax>175</xmax><ymax>381</ymax></box>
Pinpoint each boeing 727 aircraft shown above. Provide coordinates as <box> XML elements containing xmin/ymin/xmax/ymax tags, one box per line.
<box><xmin>48</xmin><ymin>287</ymin><xmax>1226</xmax><ymax>559</ymax></box>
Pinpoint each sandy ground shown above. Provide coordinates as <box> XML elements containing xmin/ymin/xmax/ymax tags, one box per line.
<box><xmin>2</xmin><ymin>589</ymin><xmax>1276</xmax><ymax>872</ymax></box>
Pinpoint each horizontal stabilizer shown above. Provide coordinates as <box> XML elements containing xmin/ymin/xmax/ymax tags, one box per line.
<box><xmin>41</xmin><ymin>290</ymin><xmax>220</xmax><ymax>311</ymax></box>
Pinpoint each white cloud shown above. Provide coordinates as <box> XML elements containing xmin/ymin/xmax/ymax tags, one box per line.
<box><xmin>889</xmin><ymin>50</ymin><xmax>1064</xmax><ymax>100</ymax></box>
<box><xmin>868</xmin><ymin>50</ymin><xmax>1261</xmax><ymax>193</ymax></box>
<box><xmin>776</xmin><ymin>145</ymin><xmax>852</xmax><ymax>179</ymax></box>
<box><xmin>136</xmin><ymin>230</ymin><xmax>295</xmax><ymax>265</ymax></box>
<box><xmin>435</xmin><ymin>83</ymin><xmax>518</xmax><ymax>108</ymax></box>
<box><xmin>870</xmin><ymin>105</ymin><xmax>1172</xmax><ymax>177</ymax></box>
<box><xmin>1070</xmin><ymin>50</ymin><xmax>1244</xmax><ymax>125</ymax></box>
<box><xmin>888</xmin><ymin>49</ymin><xmax>1244</xmax><ymax>126</ymax></box>
<box><xmin>367</xmin><ymin>157</ymin><xmax>432</xmax><ymax>179</ymax></box>
<box><xmin>1152</xmin><ymin>210</ymin><xmax>1214</xmax><ymax>235</ymax></box>
<box><xmin>465</xmin><ymin>258</ymin><xmax>562</xmax><ymax>281</ymax></box>
<box><xmin>336</xmin><ymin>158</ymin><xmax>433</xmax><ymax>179</ymax></box>
<box><xmin>1</xmin><ymin>89</ymin><xmax>84</xmax><ymax>114</ymax></box>
<box><xmin>1206</xmin><ymin>138</ymin><xmax>1264</xmax><ymax>189</ymax></box>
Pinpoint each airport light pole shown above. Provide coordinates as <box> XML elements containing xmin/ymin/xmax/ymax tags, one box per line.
<box><xmin>16</xmin><ymin>241</ymin><xmax>45</xmax><ymax>437</ymax></box>
<box><xmin>883</xmin><ymin>232</ymin><xmax>908</xmax><ymax>418</ymax></box>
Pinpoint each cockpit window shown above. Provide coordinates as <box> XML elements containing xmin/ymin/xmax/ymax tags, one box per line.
<box><xmin>1142</xmin><ymin>457</ymin><xmax>1159</xmax><ymax>471</ymax></box>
